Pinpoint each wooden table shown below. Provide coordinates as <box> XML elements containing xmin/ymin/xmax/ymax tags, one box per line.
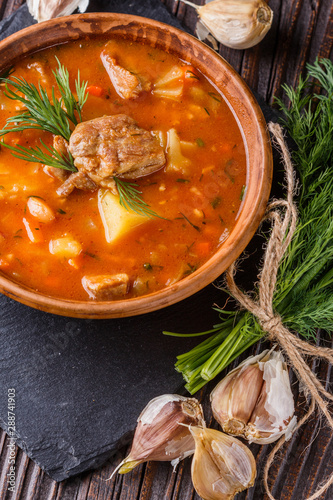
<box><xmin>0</xmin><ymin>1</ymin><xmax>332</xmax><ymax>499</ymax></box>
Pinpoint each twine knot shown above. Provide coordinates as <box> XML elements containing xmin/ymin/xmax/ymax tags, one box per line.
<box><xmin>259</xmin><ymin>314</ymin><xmax>282</xmax><ymax>337</ymax></box>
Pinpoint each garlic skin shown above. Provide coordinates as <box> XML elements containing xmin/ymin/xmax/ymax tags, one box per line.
<box><xmin>211</xmin><ymin>350</ymin><xmax>297</xmax><ymax>444</ymax></box>
<box><xmin>27</xmin><ymin>0</ymin><xmax>89</xmax><ymax>23</ymax></box>
<box><xmin>118</xmin><ymin>394</ymin><xmax>205</xmax><ymax>474</ymax></box>
<box><xmin>190</xmin><ymin>426</ymin><xmax>256</xmax><ymax>500</ymax></box>
<box><xmin>183</xmin><ymin>0</ymin><xmax>273</xmax><ymax>50</ymax></box>
<box><xmin>246</xmin><ymin>352</ymin><xmax>297</xmax><ymax>444</ymax></box>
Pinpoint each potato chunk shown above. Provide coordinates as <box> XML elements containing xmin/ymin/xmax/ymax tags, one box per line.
<box><xmin>153</xmin><ymin>85</ymin><xmax>183</xmax><ymax>101</ymax></box>
<box><xmin>49</xmin><ymin>237</ymin><xmax>82</xmax><ymax>258</ymax></box>
<box><xmin>166</xmin><ymin>129</ymin><xmax>191</xmax><ymax>175</ymax></box>
<box><xmin>98</xmin><ymin>189</ymin><xmax>149</xmax><ymax>243</ymax></box>
<box><xmin>153</xmin><ymin>66</ymin><xmax>184</xmax><ymax>101</ymax></box>
<box><xmin>154</xmin><ymin>66</ymin><xmax>183</xmax><ymax>88</ymax></box>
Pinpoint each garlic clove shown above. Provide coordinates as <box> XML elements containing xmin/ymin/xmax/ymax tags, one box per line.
<box><xmin>117</xmin><ymin>394</ymin><xmax>205</xmax><ymax>474</ymax></box>
<box><xmin>210</xmin><ymin>351</ymin><xmax>268</xmax><ymax>435</ymax></box>
<box><xmin>229</xmin><ymin>365</ymin><xmax>264</xmax><ymax>425</ymax></box>
<box><xmin>211</xmin><ymin>349</ymin><xmax>297</xmax><ymax>445</ymax></box>
<box><xmin>182</xmin><ymin>0</ymin><xmax>273</xmax><ymax>50</ymax></box>
<box><xmin>245</xmin><ymin>351</ymin><xmax>297</xmax><ymax>444</ymax></box>
<box><xmin>210</xmin><ymin>372</ymin><xmax>236</xmax><ymax>431</ymax></box>
<box><xmin>190</xmin><ymin>426</ymin><xmax>256</xmax><ymax>500</ymax></box>
<box><xmin>196</xmin><ymin>20</ymin><xmax>219</xmax><ymax>51</ymax></box>
<box><xmin>27</xmin><ymin>0</ymin><xmax>89</xmax><ymax>23</ymax></box>
<box><xmin>211</xmin><ymin>362</ymin><xmax>264</xmax><ymax>435</ymax></box>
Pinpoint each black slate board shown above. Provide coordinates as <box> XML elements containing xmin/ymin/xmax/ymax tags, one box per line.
<box><xmin>0</xmin><ymin>0</ymin><xmax>278</xmax><ymax>482</ymax></box>
<box><xmin>0</xmin><ymin>287</ymin><xmax>220</xmax><ymax>481</ymax></box>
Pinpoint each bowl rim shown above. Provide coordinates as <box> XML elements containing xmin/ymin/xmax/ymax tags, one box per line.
<box><xmin>0</xmin><ymin>12</ymin><xmax>273</xmax><ymax>318</ymax></box>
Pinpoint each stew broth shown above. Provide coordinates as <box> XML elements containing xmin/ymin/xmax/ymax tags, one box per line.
<box><xmin>0</xmin><ymin>38</ymin><xmax>247</xmax><ymax>301</ymax></box>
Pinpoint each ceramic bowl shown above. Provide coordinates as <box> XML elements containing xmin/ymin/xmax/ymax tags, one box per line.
<box><xmin>0</xmin><ymin>13</ymin><xmax>272</xmax><ymax>318</ymax></box>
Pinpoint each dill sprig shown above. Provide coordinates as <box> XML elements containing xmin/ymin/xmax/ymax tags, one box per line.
<box><xmin>1</xmin><ymin>140</ymin><xmax>76</xmax><ymax>171</ymax></box>
<box><xmin>114</xmin><ymin>177</ymin><xmax>165</xmax><ymax>219</ymax></box>
<box><xmin>0</xmin><ymin>58</ymin><xmax>87</xmax><ymax>141</ymax></box>
<box><xmin>165</xmin><ymin>58</ymin><xmax>333</xmax><ymax>394</ymax></box>
<box><xmin>0</xmin><ymin>57</ymin><xmax>86</xmax><ymax>172</ymax></box>
<box><xmin>53</xmin><ymin>56</ymin><xmax>88</xmax><ymax>126</ymax></box>
<box><xmin>1</xmin><ymin>79</ymin><xmax>73</xmax><ymax>139</ymax></box>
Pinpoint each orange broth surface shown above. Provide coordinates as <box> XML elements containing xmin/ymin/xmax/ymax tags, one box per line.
<box><xmin>0</xmin><ymin>38</ymin><xmax>247</xmax><ymax>301</ymax></box>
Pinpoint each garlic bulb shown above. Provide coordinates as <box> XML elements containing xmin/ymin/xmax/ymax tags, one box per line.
<box><xmin>211</xmin><ymin>350</ymin><xmax>297</xmax><ymax>444</ymax></box>
<box><xmin>181</xmin><ymin>0</ymin><xmax>273</xmax><ymax>50</ymax></box>
<box><xmin>190</xmin><ymin>426</ymin><xmax>256</xmax><ymax>499</ymax></box>
<box><xmin>117</xmin><ymin>394</ymin><xmax>205</xmax><ymax>474</ymax></box>
<box><xmin>27</xmin><ymin>0</ymin><xmax>89</xmax><ymax>23</ymax></box>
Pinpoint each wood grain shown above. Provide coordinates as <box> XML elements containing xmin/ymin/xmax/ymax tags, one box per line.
<box><xmin>0</xmin><ymin>1</ymin><xmax>332</xmax><ymax>499</ymax></box>
<box><xmin>0</xmin><ymin>0</ymin><xmax>23</xmax><ymax>19</ymax></box>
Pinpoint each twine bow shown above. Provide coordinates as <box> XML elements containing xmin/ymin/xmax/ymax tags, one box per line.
<box><xmin>225</xmin><ymin>123</ymin><xmax>333</xmax><ymax>500</ymax></box>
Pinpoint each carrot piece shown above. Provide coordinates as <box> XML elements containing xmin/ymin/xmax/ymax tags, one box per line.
<box><xmin>196</xmin><ymin>241</ymin><xmax>211</xmax><ymax>257</ymax></box>
<box><xmin>87</xmin><ymin>85</ymin><xmax>104</xmax><ymax>97</ymax></box>
<box><xmin>22</xmin><ymin>217</ymin><xmax>43</xmax><ymax>243</ymax></box>
<box><xmin>0</xmin><ymin>258</ymin><xmax>10</xmax><ymax>268</ymax></box>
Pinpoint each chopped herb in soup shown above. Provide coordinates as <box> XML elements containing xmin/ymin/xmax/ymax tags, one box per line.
<box><xmin>0</xmin><ymin>38</ymin><xmax>247</xmax><ymax>301</ymax></box>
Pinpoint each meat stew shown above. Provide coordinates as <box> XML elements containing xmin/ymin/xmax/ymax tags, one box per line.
<box><xmin>0</xmin><ymin>37</ymin><xmax>247</xmax><ymax>301</ymax></box>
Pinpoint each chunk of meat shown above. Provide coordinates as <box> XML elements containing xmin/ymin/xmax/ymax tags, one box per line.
<box><xmin>54</xmin><ymin>135</ymin><xmax>69</xmax><ymax>158</ymax></box>
<box><xmin>56</xmin><ymin>171</ymin><xmax>98</xmax><ymax>197</ymax></box>
<box><xmin>45</xmin><ymin>136</ymin><xmax>97</xmax><ymax>195</ymax></box>
<box><xmin>57</xmin><ymin>114</ymin><xmax>165</xmax><ymax>195</ymax></box>
<box><xmin>82</xmin><ymin>273</ymin><xmax>130</xmax><ymax>300</ymax></box>
<box><xmin>44</xmin><ymin>136</ymin><xmax>70</xmax><ymax>181</ymax></box>
<box><xmin>101</xmin><ymin>50</ymin><xmax>150</xmax><ymax>99</ymax></box>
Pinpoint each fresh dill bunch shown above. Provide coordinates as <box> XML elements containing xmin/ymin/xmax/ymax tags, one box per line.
<box><xmin>283</xmin><ymin>277</ymin><xmax>333</xmax><ymax>340</ymax></box>
<box><xmin>165</xmin><ymin>57</ymin><xmax>333</xmax><ymax>393</ymax></box>
<box><xmin>277</xmin><ymin>58</ymin><xmax>333</xmax><ymax>209</ymax></box>
<box><xmin>274</xmin><ymin>58</ymin><xmax>333</xmax><ymax>339</ymax></box>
